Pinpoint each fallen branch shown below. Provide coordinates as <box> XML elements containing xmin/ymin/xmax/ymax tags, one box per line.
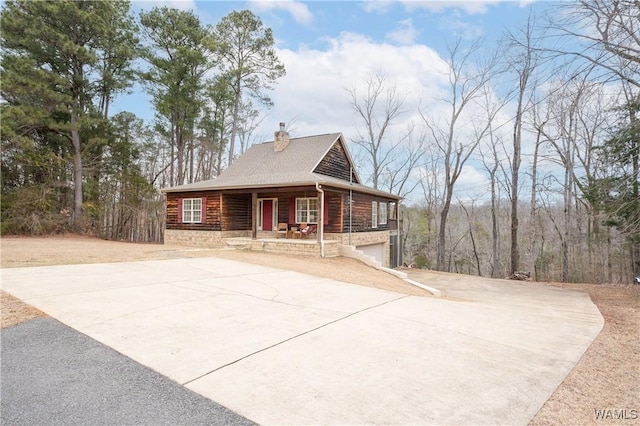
<box><xmin>508</xmin><ymin>271</ymin><xmax>531</xmax><ymax>281</ymax></box>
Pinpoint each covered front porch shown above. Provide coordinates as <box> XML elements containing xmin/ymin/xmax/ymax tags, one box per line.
<box><xmin>247</xmin><ymin>187</ymin><xmax>332</xmax><ymax>237</ymax></box>
<box><xmin>164</xmin><ymin>184</ymin><xmax>401</xmax><ymax>267</ymax></box>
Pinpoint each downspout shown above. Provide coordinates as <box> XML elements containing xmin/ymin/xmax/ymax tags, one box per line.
<box><xmin>349</xmin><ymin>167</ymin><xmax>352</xmax><ymax>246</ymax></box>
<box><xmin>316</xmin><ymin>182</ymin><xmax>325</xmax><ymax>257</ymax></box>
<box><xmin>397</xmin><ymin>201</ymin><xmax>402</xmax><ymax>267</ymax></box>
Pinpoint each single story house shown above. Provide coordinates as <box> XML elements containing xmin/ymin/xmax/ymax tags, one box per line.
<box><xmin>163</xmin><ymin>123</ymin><xmax>402</xmax><ymax>267</ymax></box>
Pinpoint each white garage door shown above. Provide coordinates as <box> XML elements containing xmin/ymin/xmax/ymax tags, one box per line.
<box><xmin>357</xmin><ymin>243</ymin><xmax>384</xmax><ymax>265</ymax></box>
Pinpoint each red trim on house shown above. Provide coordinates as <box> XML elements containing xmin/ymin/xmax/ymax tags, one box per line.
<box><xmin>201</xmin><ymin>197</ymin><xmax>207</xmax><ymax>223</ymax></box>
<box><xmin>288</xmin><ymin>197</ymin><xmax>295</xmax><ymax>223</ymax></box>
<box><xmin>177</xmin><ymin>198</ymin><xmax>183</xmax><ymax>222</ymax></box>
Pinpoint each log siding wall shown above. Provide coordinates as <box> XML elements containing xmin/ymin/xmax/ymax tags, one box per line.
<box><xmin>324</xmin><ymin>192</ymin><xmax>343</xmax><ymax>233</ymax></box>
<box><xmin>313</xmin><ymin>141</ymin><xmax>359</xmax><ymax>183</ymax></box>
<box><xmin>166</xmin><ymin>191</ymin><xmax>221</xmax><ymax>231</ymax></box>
<box><xmin>342</xmin><ymin>192</ymin><xmax>390</xmax><ymax>233</ymax></box>
<box><xmin>165</xmin><ymin>187</ymin><xmax>392</xmax><ymax>236</ymax></box>
<box><xmin>221</xmin><ymin>193</ymin><xmax>252</xmax><ymax>231</ymax></box>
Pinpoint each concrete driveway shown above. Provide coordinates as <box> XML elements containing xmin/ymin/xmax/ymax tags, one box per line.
<box><xmin>1</xmin><ymin>258</ymin><xmax>603</xmax><ymax>425</ymax></box>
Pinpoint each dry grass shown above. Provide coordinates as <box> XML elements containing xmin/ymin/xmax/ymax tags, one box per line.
<box><xmin>1</xmin><ymin>290</ymin><xmax>47</xmax><ymax>328</ymax></box>
<box><xmin>0</xmin><ymin>234</ymin><xmax>187</xmax><ymax>267</ymax></box>
<box><xmin>530</xmin><ymin>283</ymin><xmax>640</xmax><ymax>425</ymax></box>
<box><xmin>2</xmin><ymin>235</ymin><xmax>639</xmax><ymax>424</ymax></box>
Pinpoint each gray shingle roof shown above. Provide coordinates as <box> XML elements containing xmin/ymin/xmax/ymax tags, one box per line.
<box><xmin>223</xmin><ymin>133</ymin><xmax>341</xmax><ymax>178</ymax></box>
<box><xmin>163</xmin><ymin>132</ymin><xmax>400</xmax><ymax>200</ymax></box>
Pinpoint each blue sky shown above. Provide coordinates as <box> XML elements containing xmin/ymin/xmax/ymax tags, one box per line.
<box><xmin>114</xmin><ymin>0</ymin><xmax>551</xmax><ymax>198</ymax></box>
<box><xmin>119</xmin><ymin>0</ymin><xmax>542</xmax><ymax>125</ymax></box>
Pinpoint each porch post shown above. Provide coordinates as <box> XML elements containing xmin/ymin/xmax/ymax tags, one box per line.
<box><xmin>316</xmin><ymin>183</ymin><xmax>325</xmax><ymax>257</ymax></box>
<box><xmin>318</xmin><ymin>190</ymin><xmax>324</xmax><ymax>244</ymax></box>
<box><xmin>397</xmin><ymin>201</ymin><xmax>402</xmax><ymax>266</ymax></box>
<box><xmin>251</xmin><ymin>192</ymin><xmax>257</xmax><ymax>239</ymax></box>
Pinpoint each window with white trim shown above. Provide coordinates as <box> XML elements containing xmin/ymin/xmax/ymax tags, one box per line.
<box><xmin>182</xmin><ymin>198</ymin><xmax>202</xmax><ymax>223</ymax></box>
<box><xmin>296</xmin><ymin>197</ymin><xmax>318</xmax><ymax>223</ymax></box>
<box><xmin>372</xmin><ymin>201</ymin><xmax>378</xmax><ymax>228</ymax></box>
<box><xmin>379</xmin><ymin>202</ymin><xmax>388</xmax><ymax>225</ymax></box>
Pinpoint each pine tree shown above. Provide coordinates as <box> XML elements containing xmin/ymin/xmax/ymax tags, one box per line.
<box><xmin>1</xmin><ymin>0</ymin><xmax>137</xmax><ymax>230</ymax></box>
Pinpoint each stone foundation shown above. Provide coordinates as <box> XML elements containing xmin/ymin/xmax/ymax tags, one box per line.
<box><xmin>226</xmin><ymin>238</ymin><xmax>340</xmax><ymax>258</ymax></box>
<box><xmin>326</xmin><ymin>230</ymin><xmax>390</xmax><ymax>246</ymax></box>
<box><xmin>164</xmin><ymin>229</ymin><xmax>340</xmax><ymax>258</ymax></box>
<box><xmin>164</xmin><ymin>229</ymin><xmax>249</xmax><ymax>247</ymax></box>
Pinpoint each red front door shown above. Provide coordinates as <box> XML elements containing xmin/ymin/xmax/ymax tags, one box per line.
<box><xmin>263</xmin><ymin>200</ymin><xmax>273</xmax><ymax>231</ymax></box>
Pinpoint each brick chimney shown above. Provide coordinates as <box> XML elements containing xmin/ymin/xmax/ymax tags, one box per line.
<box><xmin>274</xmin><ymin>122</ymin><xmax>289</xmax><ymax>152</ymax></box>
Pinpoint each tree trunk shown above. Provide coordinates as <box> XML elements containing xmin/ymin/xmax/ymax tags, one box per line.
<box><xmin>510</xmin><ymin>132</ymin><xmax>521</xmax><ymax>275</ymax></box>
<box><xmin>462</xmin><ymin>203</ymin><xmax>482</xmax><ymax>276</ymax></box>
<box><xmin>437</xmin><ymin>192</ymin><xmax>452</xmax><ymax>271</ymax></box>
<box><xmin>188</xmin><ymin>136</ymin><xmax>194</xmax><ymax>184</ymax></box>
<box><xmin>175</xmin><ymin>113</ymin><xmax>184</xmax><ymax>185</ymax></box>
<box><xmin>227</xmin><ymin>81</ymin><xmax>241</xmax><ymax>166</ymax></box>
<box><xmin>216</xmin><ymin>137</ymin><xmax>224</xmax><ymax>176</ymax></box>
<box><xmin>71</xmin><ymin>113</ymin><xmax>83</xmax><ymax>230</ymax></box>
<box><xmin>170</xmin><ymin>121</ymin><xmax>175</xmax><ymax>188</ymax></box>
<box><xmin>529</xmin><ymin>128</ymin><xmax>541</xmax><ymax>280</ymax></box>
<box><xmin>490</xmin><ymin>163</ymin><xmax>499</xmax><ymax>278</ymax></box>
<box><xmin>562</xmin><ymin>163</ymin><xmax>571</xmax><ymax>282</ymax></box>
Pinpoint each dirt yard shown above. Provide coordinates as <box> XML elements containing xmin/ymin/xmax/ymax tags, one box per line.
<box><xmin>1</xmin><ymin>236</ymin><xmax>638</xmax><ymax>425</ymax></box>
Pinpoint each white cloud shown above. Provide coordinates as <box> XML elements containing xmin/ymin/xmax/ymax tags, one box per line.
<box><xmin>438</xmin><ymin>11</ymin><xmax>485</xmax><ymax>40</ymax></box>
<box><xmin>401</xmin><ymin>0</ymin><xmax>499</xmax><ymax>15</ymax></box>
<box><xmin>248</xmin><ymin>0</ymin><xmax>313</xmax><ymax>25</ymax></box>
<box><xmin>414</xmin><ymin>162</ymin><xmax>493</xmax><ymax>204</ymax></box>
<box><xmin>132</xmin><ymin>0</ymin><xmax>197</xmax><ymax>12</ymax></box>
<box><xmin>264</xmin><ymin>32</ymin><xmax>450</xmax><ymax>143</ymax></box>
<box><xmin>386</xmin><ymin>18</ymin><xmax>420</xmax><ymax>45</ymax></box>
<box><xmin>361</xmin><ymin>0</ymin><xmax>500</xmax><ymax>16</ymax></box>
<box><xmin>361</xmin><ymin>0</ymin><xmax>396</xmax><ymax>14</ymax></box>
<box><xmin>518</xmin><ymin>0</ymin><xmax>537</xmax><ymax>7</ymax></box>
<box><xmin>248</xmin><ymin>31</ymin><xmax>465</xmax><ymax>194</ymax></box>
<box><xmin>457</xmin><ymin>164</ymin><xmax>490</xmax><ymax>192</ymax></box>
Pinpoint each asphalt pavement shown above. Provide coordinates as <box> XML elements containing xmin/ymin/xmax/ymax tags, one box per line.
<box><xmin>1</xmin><ymin>317</ymin><xmax>254</xmax><ymax>426</ymax></box>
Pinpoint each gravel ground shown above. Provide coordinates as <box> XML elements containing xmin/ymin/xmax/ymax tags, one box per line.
<box><xmin>1</xmin><ymin>235</ymin><xmax>638</xmax><ymax>425</ymax></box>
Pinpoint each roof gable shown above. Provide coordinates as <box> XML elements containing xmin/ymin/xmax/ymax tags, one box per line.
<box><xmin>312</xmin><ymin>136</ymin><xmax>360</xmax><ymax>184</ymax></box>
<box><xmin>221</xmin><ymin>132</ymin><xmax>341</xmax><ymax>179</ymax></box>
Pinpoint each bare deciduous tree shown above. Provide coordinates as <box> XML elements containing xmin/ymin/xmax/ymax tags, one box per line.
<box><xmin>347</xmin><ymin>71</ymin><xmax>410</xmax><ymax>191</ymax></box>
<box><xmin>505</xmin><ymin>12</ymin><xmax>541</xmax><ymax>274</ymax></box>
<box><xmin>479</xmin><ymin>129</ymin><xmax>506</xmax><ymax>278</ymax></box>
<box><xmin>380</xmin><ymin>127</ymin><xmax>424</xmax><ymax>199</ymax></box>
<box><xmin>420</xmin><ymin>39</ymin><xmax>500</xmax><ymax>271</ymax></box>
<box><xmin>543</xmin><ymin>0</ymin><xmax>640</xmax><ymax>88</ymax></box>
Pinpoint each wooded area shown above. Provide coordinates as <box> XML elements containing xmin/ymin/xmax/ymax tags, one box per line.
<box><xmin>1</xmin><ymin>0</ymin><xmax>638</xmax><ymax>283</ymax></box>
